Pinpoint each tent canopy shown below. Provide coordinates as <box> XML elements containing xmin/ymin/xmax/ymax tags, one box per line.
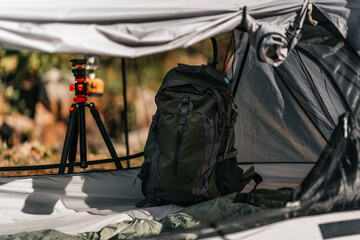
<box><xmin>0</xmin><ymin>0</ymin><xmax>315</xmax><ymax>57</ymax></box>
<box><xmin>0</xmin><ymin>1</ymin><xmax>358</xmax><ymax>58</ymax></box>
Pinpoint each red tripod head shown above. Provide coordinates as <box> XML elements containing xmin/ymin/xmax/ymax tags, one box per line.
<box><xmin>69</xmin><ymin>59</ymin><xmax>89</xmax><ymax>103</ymax></box>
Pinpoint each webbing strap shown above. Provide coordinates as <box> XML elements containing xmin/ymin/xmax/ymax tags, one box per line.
<box><xmin>233</xmin><ymin>192</ymin><xmax>260</xmax><ymax>206</ymax></box>
<box><xmin>137</xmin><ymin>157</ymin><xmax>151</xmax><ymax>180</ymax></box>
<box><xmin>232</xmin><ymin>166</ymin><xmax>263</xmax><ymax>205</ymax></box>
<box><xmin>225</xmin><ymin>149</ymin><xmax>238</xmax><ymax>159</ymax></box>
<box><xmin>217</xmin><ymin>149</ymin><xmax>238</xmax><ymax>162</ymax></box>
<box><xmin>252</xmin><ymin>173</ymin><xmax>263</xmax><ymax>185</ymax></box>
<box><xmin>179</xmin><ymin>97</ymin><xmax>189</xmax><ymax>125</ymax></box>
<box><xmin>249</xmin><ymin>173</ymin><xmax>263</xmax><ymax>194</ymax></box>
<box><xmin>174</xmin><ymin>96</ymin><xmax>190</xmax><ymax>177</ymax></box>
<box><xmin>241</xmin><ymin>166</ymin><xmax>256</xmax><ymax>181</ymax></box>
<box><xmin>242</xmin><ymin>166</ymin><xmax>263</xmax><ymax>195</ymax></box>
<box><xmin>286</xmin><ymin>0</ymin><xmax>308</xmax><ymax>51</ymax></box>
<box><xmin>151</xmin><ymin>116</ymin><xmax>164</xmax><ymax>197</ymax></box>
<box><xmin>208</xmin><ymin>89</ymin><xmax>225</xmax><ymax>120</ymax></box>
<box><xmin>222</xmin><ymin>109</ymin><xmax>238</xmax><ymax>161</ymax></box>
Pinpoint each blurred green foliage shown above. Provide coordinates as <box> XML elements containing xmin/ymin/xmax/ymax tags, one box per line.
<box><xmin>0</xmin><ymin>32</ymin><xmax>233</xmax><ymax>138</ymax></box>
<box><xmin>0</xmin><ymin>33</ymin><xmax>234</xmax><ymax>174</ymax></box>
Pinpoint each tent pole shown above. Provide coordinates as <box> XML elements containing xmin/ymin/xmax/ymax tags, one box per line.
<box><xmin>232</xmin><ymin>41</ymin><xmax>250</xmax><ymax>98</ymax></box>
<box><xmin>122</xmin><ymin>58</ymin><xmax>130</xmax><ymax>168</ymax></box>
<box><xmin>210</xmin><ymin>37</ymin><xmax>218</xmax><ymax>68</ymax></box>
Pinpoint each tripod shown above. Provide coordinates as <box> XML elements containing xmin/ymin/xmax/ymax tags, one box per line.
<box><xmin>59</xmin><ymin>59</ymin><xmax>123</xmax><ymax>174</ymax></box>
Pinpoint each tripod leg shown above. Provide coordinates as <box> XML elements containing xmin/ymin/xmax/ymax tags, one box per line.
<box><xmin>89</xmin><ymin>103</ymin><xmax>123</xmax><ymax>169</ymax></box>
<box><xmin>59</xmin><ymin>104</ymin><xmax>78</xmax><ymax>174</ymax></box>
<box><xmin>67</xmin><ymin>111</ymin><xmax>79</xmax><ymax>174</ymax></box>
<box><xmin>79</xmin><ymin>103</ymin><xmax>88</xmax><ymax>169</ymax></box>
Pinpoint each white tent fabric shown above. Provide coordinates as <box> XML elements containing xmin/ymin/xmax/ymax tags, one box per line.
<box><xmin>206</xmin><ymin>210</ymin><xmax>360</xmax><ymax>240</ymax></box>
<box><xmin>0</xmin><ymin>169</ymin><xmax>182</xmax><ymax>235</ymax></box>
<box><xmin>0</xmin><ymin>167</ymin><xmax>311</xmax><ymax>235</ymax></box>
<box><xmin>0</xmin><ymin>0</ymin><xmax>304</xmax><ymax>57</ymax></box>
<box><xmin>0</xmin><ymin>1</ymin><xmax>357</xmax><ymax>58</ymax></box>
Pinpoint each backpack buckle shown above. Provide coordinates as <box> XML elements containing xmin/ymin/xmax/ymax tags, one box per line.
<box><xmin>177</xmin><ymin>96</ymin><xmax>193</xmax><ymax>113</ymax></box>
<box><xmin>182</xmin><ymin>95</ymin><xmax>190</xmax><ymax>103</ymax></box>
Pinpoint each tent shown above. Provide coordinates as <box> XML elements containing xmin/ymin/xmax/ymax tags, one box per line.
<box><xmin>0</xmin><ymin>0</ymin><xmax>359</xmax><ymax>239</ymax></box>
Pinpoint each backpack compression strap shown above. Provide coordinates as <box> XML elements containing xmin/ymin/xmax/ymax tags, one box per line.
<box><xmin>174</xmin><ymin>96</ymin><xmax>191</xmax><ymax>177</ymax></box>
<box><xmin>222</xmin><ymin>109</ymin><xmax>238</xmax><ymax>161</ymax></box>
<box><xmin>233</xmin><ymin>168</ymin><xmax>263</xmax><ymax>206</ymax></box>
<box><xmin>240</xmin><ymin>166</ymin><xmax>263</xmax><ymax>193</ymax></box>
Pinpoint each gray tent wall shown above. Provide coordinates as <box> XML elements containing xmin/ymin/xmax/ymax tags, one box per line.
<box><xmin>232</xmin><ymin>3</ymin><xmax>360</xmax><ymax>168</ymax></box>
<box><xmin>291</xmin><ymin>1</ymin><xmax>360</xmax><ymax>216</ymax></box>
<box><xmin>232</xmin><ymin>34</ymin><xmax>327</xmax><ymax>164</ymax></box>
<box><xmin>315</xmin><ymin>0</ymin><xmax>360</xmax><ymax>57</ymax></box>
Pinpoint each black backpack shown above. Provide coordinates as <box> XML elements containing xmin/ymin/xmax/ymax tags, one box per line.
<box><xmin>136</xmin><ymin>64</ymin><xmax>262</xmax><ymax>207</ymax></box>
